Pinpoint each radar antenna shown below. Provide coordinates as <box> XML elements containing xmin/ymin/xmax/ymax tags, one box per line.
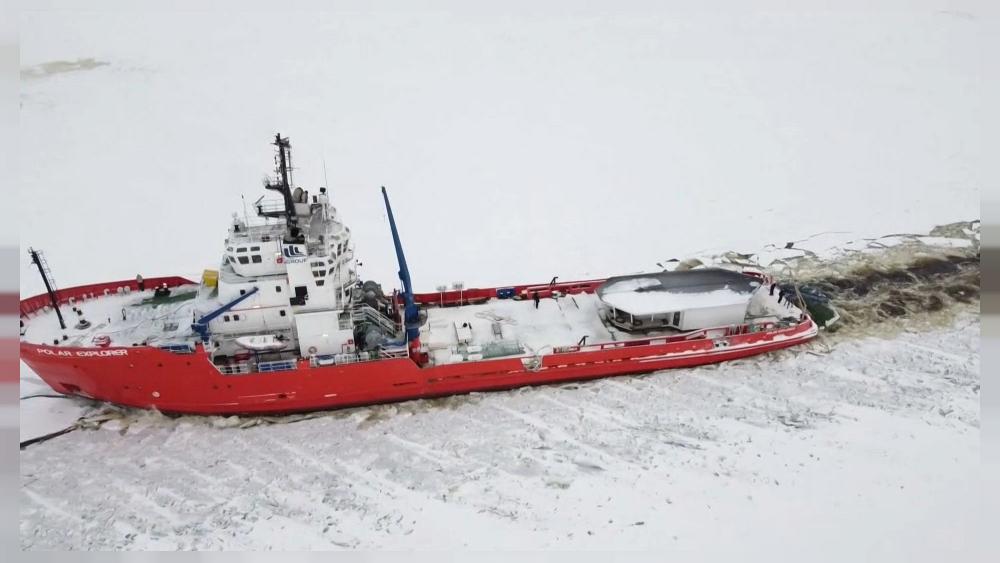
<box><xmin>263</xmin><ymin>134</ymin><xmax>299</xmax><ymax>239</ymax></box>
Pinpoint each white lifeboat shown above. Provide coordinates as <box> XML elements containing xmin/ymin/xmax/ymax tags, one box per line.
<box><xmin>235</xmin><ymin>334</ymin><xmax>287</xmax><ymax>352</ymax></box>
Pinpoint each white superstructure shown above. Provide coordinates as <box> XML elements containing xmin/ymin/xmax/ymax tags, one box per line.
<box><xmin>202</xmin><ymin>135</ymin><xmax>399</xmax><ymax>363</ymax></box>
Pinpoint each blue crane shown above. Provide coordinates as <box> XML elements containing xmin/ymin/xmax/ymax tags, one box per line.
<box><xmin>381</xmin><ymin>186</ymin><xmax>421</xmax><ymax>344</ymax></box>
<box><xmin>191</xmin><ymin>286</ymin><xmax>260</xmax><ymax>341</ymax></box>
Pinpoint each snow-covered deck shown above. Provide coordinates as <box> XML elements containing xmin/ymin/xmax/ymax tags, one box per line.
<box><xmin>21</xmin><ymin>275</ymin><xmax>804</xmax><ymax>364</ymax></box>
<box><xmin>421</xmin><ymin>292</ymin><xmax>614</xmax><ymax>365</ymax></box>
<box><xmin>420</xmin><ymin>284</ymin><xmax>803</xmax><ymax>366</ymax></box>
<box><xmin>21</xmin><ymin>284</ymin><xmax>208</xmax><ymax>348</ymax></box>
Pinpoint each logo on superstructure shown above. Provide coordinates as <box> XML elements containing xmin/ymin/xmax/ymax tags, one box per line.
<box><xmin>282</xmin><ymin>244</ymin><xmax>307</xmax><ymax>263</ymax></box>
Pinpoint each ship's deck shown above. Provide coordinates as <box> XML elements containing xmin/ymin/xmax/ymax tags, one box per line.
<box><xmin>21</xmin><ymin>284</ymin><xmax>209</xmax><ymax>348</ymax></box>
<box><xmin>22</xmin><ymin>276</ymin><xmax>802</xmax><ymax>366</ymax></box>
<box><xmin>420</xmin><ymin>285</ymin><xmax>801</xmax><ymax>366</ymax></box>
<box><xmin>421</xmin><ymin>292</ymin><xmax>615</xmax><ymax>365</ymax></box>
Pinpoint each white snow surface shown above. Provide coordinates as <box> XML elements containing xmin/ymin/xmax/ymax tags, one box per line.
<box><xmin>19</xmin><ymin>313</ymin><xmax>980</xmax><ymax>553</ymax></box>
<box><xmin>16</xmin><ymin>5</ymin><xmax>985</xmax><ymax>296</ymax></box>
<box><xmin>21</xmin><ymin>285</ymin><xmax>204</xmax><ymax>348</ymax></box>
<box><xmin>423</xmin><ymin>292</ymin><xmax>613</xmax><ymax>361</ymax></box>
<box><xmin>16</xmin><ymin>3</ymin><xmax>988</xmax><ymax>556</ymax></box>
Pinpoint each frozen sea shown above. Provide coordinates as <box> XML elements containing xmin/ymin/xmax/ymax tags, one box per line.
<box><xmin>19</xmin><ymin>308</ymin><xmax>981</xmax><ymax>552</ymax></box>
<box><xmin>17</xmin><ymin>3</ymin><xmax>987</xmax><ymax>557</ymax></box>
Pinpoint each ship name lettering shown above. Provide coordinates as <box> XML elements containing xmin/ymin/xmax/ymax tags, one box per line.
<box><xmin>36</xmin><ymin>348</ymin><xmax>73</xmax><ymax>356</ymax></box>
<box><xmin>34</xmin><ymin>348</ymin><xmax>129</xmax><ymax>357</ymax></box>
<box><xmin>75</xmin><ymin>350</ymin><xmax>129</xmax><ymax>357</ymax></box>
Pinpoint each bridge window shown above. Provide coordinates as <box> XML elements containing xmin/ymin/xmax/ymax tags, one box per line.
<box><xmin>223</xmin><ymin>315</ymin><xmax>230</xmax><ymax>322</ymax></box>
<box><xmin>236</xmin><ymin>247</ymin><xmax>247</xmax><ymax>253</ymax></box>
<box><xmin>251</xmin><ymin>255</ymin><xmax>262</xmax><ymax>264</ymax></box>
<box><xmin>237</xmin><ymin>256</ymin><xmax>249</xmax><ymax>265</ymax></box>
<box><xmin>233</xmin><ymin>314</ymin><xmax>240</xmax><ymax>321</ymax></box>
<box><xmin>250</xmin><ymin>246</ymin><xmax>260</xmax><ymax>251</ymax></box>
<box><xmin>316</xmin><ymin>280</ymin><xmax>325</xmax><ymax>286</ymax></box>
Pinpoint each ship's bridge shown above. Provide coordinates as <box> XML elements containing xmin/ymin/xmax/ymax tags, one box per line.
<box><xmin>224</xmin><ymin>222</ymin><xmax>286</xmax><ymax>278</ymax></box>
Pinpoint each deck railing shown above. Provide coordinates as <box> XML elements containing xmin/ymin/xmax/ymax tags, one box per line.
<box><xmin>548</xmin><ymin>319</ymin><xmax>802</xmax><ymax>356</ymax></box>
<box><xmin>257</xmin><ymin>359</ymin><xmax>298</xmax><ymax>373</ymax></box>
<box><xmin>20</xmin><ymin>276</ymin><xmax>194</xmax><ymax>318</ymax></box>
<box><xmin>310</xmin><ymin>346</ymin><xmax>409</xmax><ymax>367</ymax></box>
<box><xmin>158</xmin><ymin>343</ymin><xmax>196</xmax><ymax>354</ymax></box>
<box><xmin>212</xmin><ymin>357</ymin><xmax>298</xmax><ymax>376</ymax></box>
<box><xmin>216</xmin><ymin>362</ymin><xmax>251</xmax><ymax>375</ymax></box>
<box><xmin>351</xmin><ymin>304</ymin><xmax>399</xmax><ymax>335</ymax></box>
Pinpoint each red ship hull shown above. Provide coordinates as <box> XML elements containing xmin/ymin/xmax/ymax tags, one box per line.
<box><xmin>19</xmin><ymin>277</ymin><xmax>818</xmax><ymax>415</ymax></box>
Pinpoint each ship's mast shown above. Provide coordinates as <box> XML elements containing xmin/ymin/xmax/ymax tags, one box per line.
<box><xmin>263</xmin><ymin>133</ymin><xmax>298</xmax><ymax>238</ymax></box>
<box><xmin>28</xmin><ymin>247</ymin><xmax>66</xmax><ymax>330</ymax></box>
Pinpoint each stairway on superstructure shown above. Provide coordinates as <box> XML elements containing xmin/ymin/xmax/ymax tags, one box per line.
<box><xmin>350</xmin><ymin>291</ymin><xmax>400</xmax><ymax>337</ymax></box>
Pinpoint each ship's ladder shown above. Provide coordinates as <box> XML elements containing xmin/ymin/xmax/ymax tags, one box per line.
<box><xmin>351</xmin><ymin>303</ymin><xmax>400</xmax><ymax>336</ymax></box>
<box><xmin>34</xmin><ymin>249</ymin><xmax>60</xmax><ymax>294</ymax></box>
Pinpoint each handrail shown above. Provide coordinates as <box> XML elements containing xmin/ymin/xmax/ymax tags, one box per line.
<box><xmin>258</xmin><ymin>359</ymin><xmax>298</xmax><ymax>373</ymax></box>
<box><xmin>548</xmin><ymin>318</ymin><xmax>804</xmax><ymax>356</ymax></box>
<box><xmin>352</xmin><ymin>304</ymin><xmax>399</xmax><ymax>335</ymax></box>
<box><xmin>255</xmin><ymin>201</ymin><xmax>287</xmax><ymax>215</ymax></box>
<box><xmin>159</xmin><ymin>343</ymin><xmax>196</xmax><ymax>354</ymax></box>
<box><xmin>310</xmin><ymin>346</ymin><xmax>409</xmax><ymax>367</ymax></box>
<box><xmin>20</xmin><ymin>276</ymin><xmax>195</xmax><ymax>318</ymax></box>
<box><xmin>214</xmin><ymin>362</ymin><xmax>251</xmax><ymax>375</ymax></box>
